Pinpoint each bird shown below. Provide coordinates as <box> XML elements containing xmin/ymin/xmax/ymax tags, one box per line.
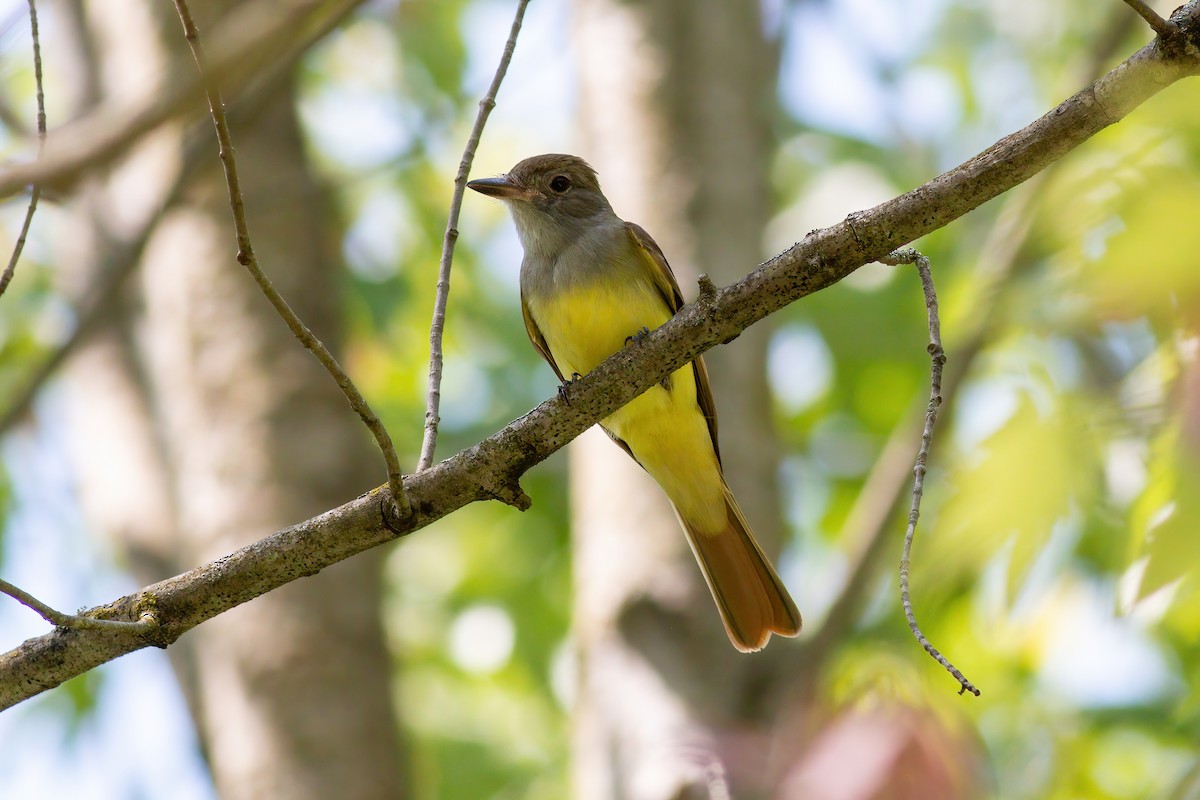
<box><xmin>468</xmin><ymin>154</ymin><xmax>800</xmax><ymax>652</ymax></box>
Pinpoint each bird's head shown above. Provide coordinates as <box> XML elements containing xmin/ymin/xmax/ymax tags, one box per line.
<box><xmin>468</xmin><ymin>154</ymin><xmax>616</xmax><ymax>255</ymax></box>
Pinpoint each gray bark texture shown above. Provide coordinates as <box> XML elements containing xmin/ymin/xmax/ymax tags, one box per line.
<box><xmin>59</xmin><ymin>2</ymin><xmax>408</xmax><ymax>798</ymax></box>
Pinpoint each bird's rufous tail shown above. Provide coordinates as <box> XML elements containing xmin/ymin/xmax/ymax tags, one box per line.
<box><xmin>679</xmin><ymin>481</ymin><xmax>801</xmax><ymax>652</ymax></box>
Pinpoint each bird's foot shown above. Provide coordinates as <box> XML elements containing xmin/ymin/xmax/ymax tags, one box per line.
<box><xmin>624</xmin><ymin>326</ymin><xmax>651</xmax><ymax>345</ymax></box>
<box><xmin>557</xmin><ymin>372</ymin><xmax>584</xmax><ymax>403</ymax></box>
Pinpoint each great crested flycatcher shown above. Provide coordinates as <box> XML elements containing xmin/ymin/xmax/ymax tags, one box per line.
<box><xmin>468</xmin><ymin>153</ymin><xmax>800</xmax><ymax>652</ymax></box>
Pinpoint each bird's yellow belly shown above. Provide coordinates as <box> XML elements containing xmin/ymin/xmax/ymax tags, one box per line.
<box><xmin>603</xmin><ymin>374</ymin><xmax>726</xmax><ymax>532</ymax></box>
<box><xmin>529</xmin><ymin>285</ymin><xmax>726</xmax><ymax>531</ymax></box>
<box><xmin>530</xmin><ymin>283</ymin><xmax>666</xmax><ymax>378</ymax></box>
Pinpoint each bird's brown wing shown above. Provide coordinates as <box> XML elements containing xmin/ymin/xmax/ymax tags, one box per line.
<box><xmin>624</xmin><ymin>222</ymin><xmax>722</xmax><ymax>466</ymax></box>
<box><xmin>520</xmin><ymin>294</ymin><xmax>565</xmax><ymax>383</ymax></box>
<box><xmin>624</xmin><ymin>222</ymin><xmax>685</xmax><ymax>313</ymax></box>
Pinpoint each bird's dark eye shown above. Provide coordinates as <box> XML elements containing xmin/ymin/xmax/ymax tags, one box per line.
<box><xmin>549</xmin><ymin>175</ymin><xmax>571</xmax><ymax>193</ymax></box>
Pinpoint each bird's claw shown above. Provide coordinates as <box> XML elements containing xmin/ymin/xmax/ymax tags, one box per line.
<box><xmin>624</xmin><ymin>326</ymin><xmax>651</xmax><ymax>345</ymax></box>
<box><xmin>557</xmin><ymin>372</ymin><xmax>584</xmax><ymax>403</ymax></box>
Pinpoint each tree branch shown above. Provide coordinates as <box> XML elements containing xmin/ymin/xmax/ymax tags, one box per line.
<box><xmin>882</xmin><ymin>250</ymin><xmax>976</xmax><ymax>695</ymax></box>
<box><xmin>172</xmin><ymin>0</ymin><xmax>409</xmax><ymax>516</ymax></box>
<box><xmin>0</xmin><ymin>0</ymin><xmax>363</xmax><ymax>437</ymax></box>
<box><xmin>0</xmin><ymin>578</ymin><xmax>156</xmax><ymax>634</ymax></box>
<box><xmin>1124</xmin><ymin>0</ymin><xmax>1178</xmax><ymax>38</ymax></box>
<box><xmin>0</xmin><ymin>0</ymin><xmax>46</xmax><ymax>300</ymax></box>
<box><xmin>786</xmin><ymin>0</ymin><xmax>1143</xmax><ymax>691</ymax></box>
<box><xmin>789</xmin><ymin>183</ymin><xmax>1041</xmax><ymax>685</ymax></box>
<box><xmin>0</xmin><ymin>0</ymin><xmax>362</xmax><ymax>201</ymax></box>
<box><xmin>420</xmin><ymin>0</ymin><xmax>532</xmax><ymax>470</ymax></box>
<box><xmin>3</xmin><ymin>3</ymin><xmax>1199</xmax><ymax>709</ymax></box>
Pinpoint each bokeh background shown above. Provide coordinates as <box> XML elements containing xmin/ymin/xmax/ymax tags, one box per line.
<box><xmin>0</xmin><ymin>0</ymin><xmax>1198</xmax><ymax>798</ymax></box>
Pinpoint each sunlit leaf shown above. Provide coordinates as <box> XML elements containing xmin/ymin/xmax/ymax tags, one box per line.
<box><xmin>1130</xmin><ymin>422</ymin><xmax>1200</xmax><ymax>600</ymax></box>
<box><xmin>1084</xmin><ymin>173</ymin><xmax>1200</xmax><ymax>320</ymax></box>
<box><xmin>937</xmin><ymin>393</ymin><xmax>1095</xmax><ymax>600</ymax></box>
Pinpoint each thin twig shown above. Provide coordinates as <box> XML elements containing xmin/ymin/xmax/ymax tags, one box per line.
<box><xmin>171</xmin><ymin>0</ymin><xmax>410</xmax><ymax>517</ymax></box>
<box><xmin>881</xmin><ymin>248</ymin><xmax>979</xmax><ymax>697</ymax></box>
<box><xmin>0</xmin><ymin>0</ymin><xmax>359</xmax><ymax>200</ymax></box>
<box><xmin>792</xmin><ymin>7</ymin><xmax>1141</xmax><ymax>687</ymax></box>
<box><xmin>419</xmin><ymin>0</ymin><xmax>532</xmax><ymax>470</ymax></box>
<box><xmin>0</xmin><ymin>4</ymin><xmax>359</xmax><ymax>436</ymax></box>
<box><xmin>1123</xmin><ymin>0</ymin><xmax>1178</xmax><ymax>38</ymax></box>
<box><xmin>0</xmin><ymin>578</ymin><xmax>157</xmax><ymax>633</ymax></box>
<box><xmin>0</xmin><ymin>0</ymin><xmax>46</xmax><ymax>300</ymax></box>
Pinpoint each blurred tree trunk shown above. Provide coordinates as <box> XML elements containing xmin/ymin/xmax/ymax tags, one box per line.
<box><xmin>60</xmin><ymin>2</ymin><xmax>408</xmax><ymax>798</ymax></box>
<box><xmin>571</xmin><ymin>1</ymin><xmax>790</xmax><ymax>797</ymax></box>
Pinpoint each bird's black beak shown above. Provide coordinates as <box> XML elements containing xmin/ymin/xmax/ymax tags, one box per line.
<box><xmin>467</xmin><ymin>175</ymin><xmax>532</xmax><ymax>201</ymax></box>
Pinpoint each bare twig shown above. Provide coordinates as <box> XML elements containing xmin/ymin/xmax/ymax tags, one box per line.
<box><xmin>1124</xmin><ymin>0</ymin><xmax>1178</xmax><ymax>38</ymax></box>
<box><xmin>797</xmin><ymin>184</ymin><xmax>1044</xmax><ymax>678</ymax></box>
<box><xmin>793</xmin><ymin>3</ymin><xmax>1141</xmax><ymax>688</ymax></box>
<box><xmin>0</xmin><ymin>0</ymin><xmax>46</xmax><ymax>300</ymax></box>
<box><xmin>0</xmin><ymin>0</ymin><xmax>355</xmax><ymax>201</ymax></box>
<box><xmin>0</xmin><ymin>578</ymin><xmax>156</xmax><ymax>634</ymax></box>
<box><xmin>171</xmin><ymin>0</ymin><xmax>409</xmax><ymax>517</ymax></box>
<box><xmin>0</xmin><ymin>3</ymin><xmax>361</xmax><ymax>437</ymax></box>
<box><xmin>419</xmin><ymin>0</ymin><xmax>532</xmax><ymax>470</ymax></box>
<box><xmin>881</xmin><ymin>248</ymin><xmax>978</xmax><ymax>696</ymax></box>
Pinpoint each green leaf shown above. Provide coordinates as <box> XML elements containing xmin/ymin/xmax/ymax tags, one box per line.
<box><xmin>1131</xmin><ymin>423</ymin><xmax>1200</xmax><ymax>600</ymax></box>
<box><xmin>938</xmin><ymin>393</ymin><xmax>1094</xmax><ymax>601</ymax></box>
